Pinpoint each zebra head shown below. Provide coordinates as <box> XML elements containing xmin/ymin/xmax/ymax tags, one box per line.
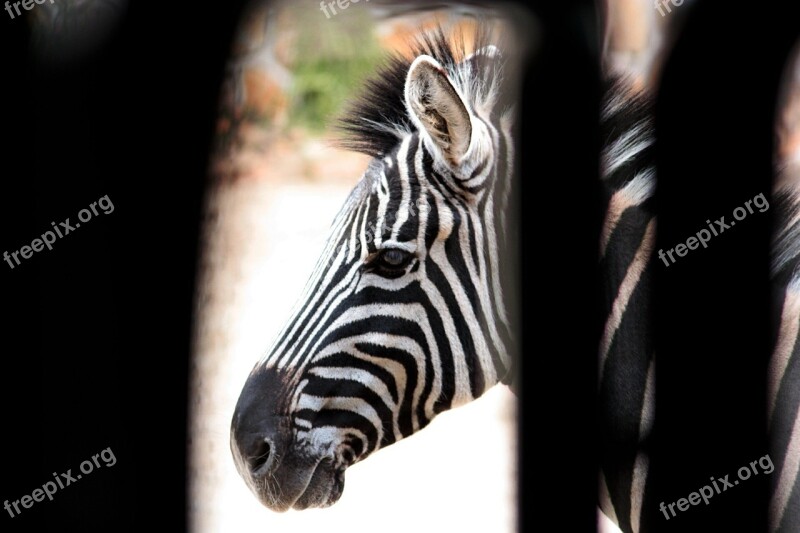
<box><xmin>231</xmin><ymin>26</ymin><xmax>518</xmax><ymax>511</ymax></box>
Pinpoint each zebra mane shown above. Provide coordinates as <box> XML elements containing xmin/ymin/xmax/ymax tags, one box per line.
<box><xmin>335</xmin><ymin>23</ymin><xmax>508</xmax><ymax>158</ymax></box>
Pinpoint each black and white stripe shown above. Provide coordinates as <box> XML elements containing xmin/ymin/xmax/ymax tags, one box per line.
<box><xmin>597</xmin><ymin>76</ymin><xmax>657</xmax><ymax>533</ymax></box>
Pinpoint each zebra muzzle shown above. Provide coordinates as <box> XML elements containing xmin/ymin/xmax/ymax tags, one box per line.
<box><xmin>230</xmin><ymin>369</ymin><xmax>347</xmax><ymax>511</ymax></box>
<box><xmin>233</xmin><ymin>434</ymin><xmax>345</xmax><ymax>511</ymax></box>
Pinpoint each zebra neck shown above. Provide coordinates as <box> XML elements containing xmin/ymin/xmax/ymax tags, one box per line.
<box><xmin>475</xmin><ymin>111</ymin><xmax>517</xmax><ymax>396</ymax></box>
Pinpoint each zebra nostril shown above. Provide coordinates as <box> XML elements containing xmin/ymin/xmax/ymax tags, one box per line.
<box><xmin>248</xmin><ymin>438</ymin><xmax>273</xmax><ymax>474</ymax></box>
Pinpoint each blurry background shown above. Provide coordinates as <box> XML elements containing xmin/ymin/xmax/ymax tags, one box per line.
<box><xmin>189</xmin><ymin>2</ymin><xmax>521</xmax><ymax>532</ymax></box>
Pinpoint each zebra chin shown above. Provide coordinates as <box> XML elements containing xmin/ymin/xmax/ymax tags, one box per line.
<box><xmin>245</xmin><ymin>454</ymin><xmax>346</xmax><ymax>512</ymax></box>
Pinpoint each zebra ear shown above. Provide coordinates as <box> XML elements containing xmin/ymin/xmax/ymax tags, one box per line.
<box><xmin>404</xmin><ymin>55</ymin><xmax>473</xmax><ymax>166</ymax></box>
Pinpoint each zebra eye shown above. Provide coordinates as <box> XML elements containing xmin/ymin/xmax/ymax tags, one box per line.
<box><xmin>373</xmin><ymin>248</ymin><xmax>413</xmax><ymax>273</ymax></box>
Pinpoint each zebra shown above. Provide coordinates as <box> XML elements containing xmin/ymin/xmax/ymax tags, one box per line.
<box><xmin>228</xmin><ymin>20</ymin><xmax>800</xmax><ymax>531</ymax></box>
<box><xmin>595</xmin><ymin>59</ymin><xmax>800</xmax><ymax>533</ymax></box>
<box><xmin>230</xmin><ymin>24</ymin><xmax>520</xmax><ymax>512</ymax></box>
<box><xmin>596</xmin><ymin>76</ymin><xmax>658</xmax><ymax>533</ymax></box>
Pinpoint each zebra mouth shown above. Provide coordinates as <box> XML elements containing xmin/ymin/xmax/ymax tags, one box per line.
<box><xmin>290</xmin><ymin>458</ymin><xmax>346</xmax><ymax>510</ymax></box>
<box><xmin>247</xmin><ymin>453</ymin><xmax>347</xmax><ymax>512</ymax></box>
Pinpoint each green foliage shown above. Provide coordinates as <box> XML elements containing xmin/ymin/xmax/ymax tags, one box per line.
<box><xmin>288</xmin><ymin>7</ymin><xmax>383</xmax><ymax>132</ymax></box>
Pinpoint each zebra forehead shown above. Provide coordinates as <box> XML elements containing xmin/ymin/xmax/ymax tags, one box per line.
<box><xmin>344</xmin><ymin>142</ymin><xmax>422</xmax><ymax>208</ymax></box>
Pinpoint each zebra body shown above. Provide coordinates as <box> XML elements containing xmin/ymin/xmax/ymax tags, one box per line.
<box><xmin>598</xmin><ymin>77</ymin><xmax>657</xmax><ymax>533</ymax></box>
<box><xmin>597</xmin><ymin>79</ymin><xmax>800</xmax><ymax>533</ymax></box>
<box><xmin>231</xmin><ymin>26</ymin><xmax>518</xmax><ymax>512</ymax></box>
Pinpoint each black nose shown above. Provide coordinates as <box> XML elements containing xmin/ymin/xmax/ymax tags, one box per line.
<box><xmin>230</xmin><ymin>367</ymin><xmax>290</xmax><ymax>479</ymax></box>
<box><xmin>232</xmin><ymin>411</ymin><xmax>290</xmax><ymax>479</ymax></box>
